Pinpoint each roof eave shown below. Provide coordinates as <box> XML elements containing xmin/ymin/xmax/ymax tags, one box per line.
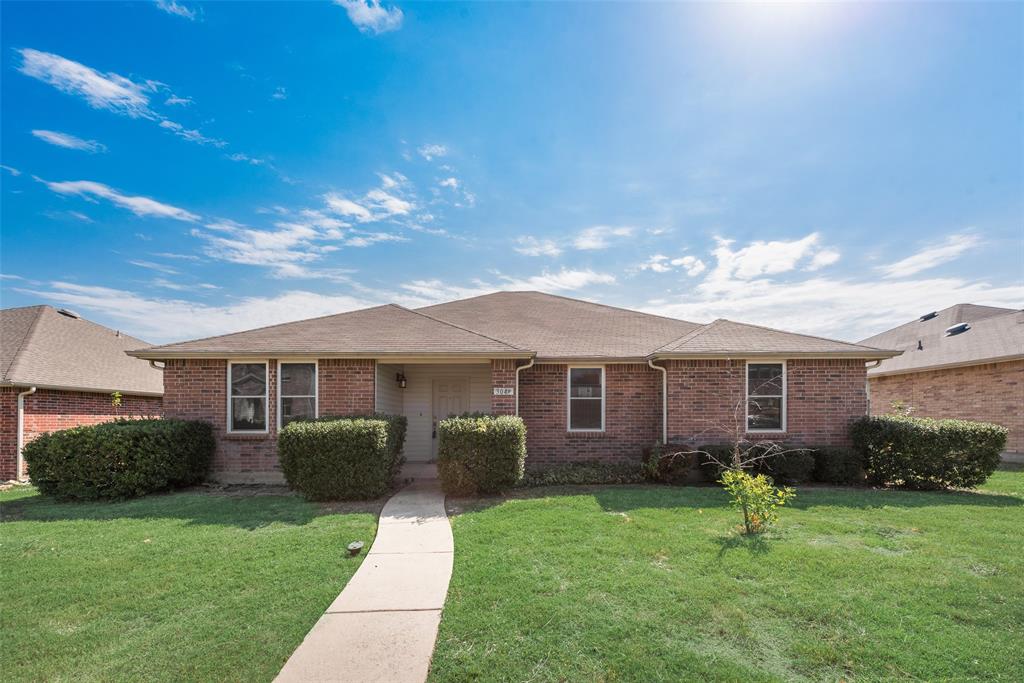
<box><xmin>867</xmin><ymin>353</ymin><xmax>1024</xmax><ymax>378</ymax></box>
<box><xmin>126</xmin><ymin>350</ymin><xmax>535</xmax><ymax>361</ymax></box>
<box><xmin>649</xmin><ymin>350</ymin><xmax>901</xmax><ymax>361</ymax></box>
<box><xmin>0</xmin><ymin>380</ymin><xmax>163</xmax><ymax>397</ymax></box>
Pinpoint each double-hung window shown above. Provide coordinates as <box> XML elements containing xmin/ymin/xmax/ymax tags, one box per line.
<box><xmin>746</xmin><ymin>362</ymin><xmax>785</xmax><ymax>431</ymax></box>
<box><xmin>568</xmin><ymin>367</ymin><xmax>604</xmax><ymax>431</ymax></box>
<box><xmin>279</xmin><ymin>362</ymin><xmax>317</xmax><ymax>428</ymax></box>
<box><xmin>229</xmin><ymin>362</ymin><xmax>268</xmax><ymax>432</ymax></box>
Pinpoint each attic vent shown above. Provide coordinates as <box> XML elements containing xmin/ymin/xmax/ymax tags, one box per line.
<box><xmin>56</xmin><ymin>308</ymin><xmax>81</xmax><ymax>319</ymax></box>
<box><xmin>945</xmin><ymin>323</ymin><xmax>970</xmax><ymax>337</ymax></box>
<box><xmin>919</xmin><ymin>311</ymin><xmax>938</xmax><ymax>322</ymax></box>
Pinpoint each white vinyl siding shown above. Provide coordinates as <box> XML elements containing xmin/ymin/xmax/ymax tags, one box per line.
<box><xmin>401</xmin><ymin>364</ymin><xmax>490</xmax><ymax>462</ymax></box>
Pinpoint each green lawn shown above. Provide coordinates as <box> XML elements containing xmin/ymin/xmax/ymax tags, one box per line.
<box><xmin>0</xmin><ymin>487</ymin><xmax>379</xmax><ymax>682</ymax></box>
<box><xmin>431</xmin><ymin>465</ymin><xmax>1024</xmax><ymax>682</ymax></box>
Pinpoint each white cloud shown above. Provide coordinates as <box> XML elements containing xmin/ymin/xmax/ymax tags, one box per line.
<box><xmin>345</xmin><ymin>232</ymin><xmax>408</xmax><ymax>247</ymax></box>
<box><xmin>324</xmin><ymin>177</ymin><xmax>416</xmax><ymax>223</ymax></box>
<box><xmin>879</xmin><ymin>233</ymin><xmax>980</xmax><ymax>279</ymax></box>
<box><xmin>165</xmin><ymin>94</ymin><xmax>192</xmax><ymax>106</ymax></box>
<box><xmin>573</xmin><ymin>225</ymin><xmax>634</xmax><ymax>250</ymax></box>
<box><xmin>129</xmin><ymin>260</ymin><xmax>179</xmax><ymax>275</ymax></box>
<box><xmin>17</xmin><ymin>281</ymin><xmax>374</xmax><ymax>343</ymax></box>
<box><xmin>324</xmin><ymin>194</ymin><xmax>373</xmax><ymax>221</ymax></box>
<box><xmin>271</xmin><ymin>86</ymin><xmax>288</xmax><ymax>100</ymax></box>
<box><xmin>515</xmin><ymin>236</ymin><xmax>562</xmax><ymax>257</ymax></box>
<box><xmin>40</xmin><ymin>179</ymin><xmax>200</xmax><ymax>222</ymax></box>
<box><xmin>159</xmin><ymin>120</ymin><xmax>226</xmax><ymax>147</ymax></box>
<box><xmin>31</xmin><ymin>129</ymin><xmax>107</xmax><ymax>153</ymax></box>
<box><xmin>808</xmin><ymin>248</ymin><xmax>840</xmax><ymax>270</ymax></box>
<box><xmin>417</xmin><ymin>143</ymin><xmax>448</xmax><ymax>161</ymax></box>
<box><xmin>334</xmin><ymin>0</ymin><xmax>404</xmax><ymax>35</ymax></box>
<box><xmin>639</xmin><ymin>254</ymin><xmax>706</xmax><ymax>276</ymax></box>
<box><xmin>1</xmin><ymin>165</ymin><xmax>22</xmax><ymax>176</ymax></box>
<box><xmin>642</xmin><ymin>233</ymin><xmax>1022</xmax><ymax>340</ymax></box>
<box><xmin>364</xmin><ymin>189</ymin><xmax>413</xmax><ymax>216</ymax></box>
<box><xmin>227</xmin><ymin>152</ymin><xmax>266</xmax><ymax>166</ymax></box>
<box><xmin>17</xmin><ymin>48</ymin><xmax>156</xmax><ymax>118</ymax></box>
<box><xmin>439</xmin><ymin>177</ymin><xmax>459</xmax><ymax>189</ymax></box>
<box><xmin>155</xmin><ymin>0</ymin><xmax>197</xmax><ymax>20</ymax></box>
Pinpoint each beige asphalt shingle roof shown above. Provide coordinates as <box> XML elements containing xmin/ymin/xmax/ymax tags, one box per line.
<box><xmin>129</xmin><ymin>291</ymin><xmax>900</xmax><ymax>361</ymax></box>
<box><xmin>1</xmin><ymin>305</ymin><xmax>163</xmax><ymax>395</ymax></box>
<box><xmin>418</xmin><ymin>291</ymin><xmax>701</xmax><ymax>359</ymax></box>
<box><xmin>130</xmin><ymin>304</ymin><xmax>528</xmax><ymax>358</ymax></box>
<box><xmin>655</xmin><ymin>318</ymin><xmax>895</xmax><ymax>357</ymax></box>
<box><xmin>859</xmin><ymin>304</ymin><xmax>1023</xmax><ymax>376</ymax></box>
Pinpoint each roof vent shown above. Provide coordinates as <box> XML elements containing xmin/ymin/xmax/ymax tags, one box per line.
<box><xmin>919</xmin><ymin>311</ymin><xmax>938</xmax><ymax>322</ymax></box>
<box><xmin>945</xmin><ymin>323</ymin><xmax>970</xmax><ymax>337</ymax></box>
<box><xmin>56</xmin><ymin>308</ymin><xmax>81</xmax><ymax>319</ymax></box>
<box><xmin>917</xmin><ymin>340</ymin><xmax>923</xmax><ymax>351</ymax></box>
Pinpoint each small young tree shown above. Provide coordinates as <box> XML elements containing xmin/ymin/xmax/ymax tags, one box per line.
<box><xmin>653</xmin><ymin>364</ymin><xmax>799</xmax><ymax>533</ymax></box>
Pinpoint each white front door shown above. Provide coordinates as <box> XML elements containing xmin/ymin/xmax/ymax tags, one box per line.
<box><xmin>432</xmin><ymin>378</ymin><xmax>468</xmax><ymax>459</ymax></box>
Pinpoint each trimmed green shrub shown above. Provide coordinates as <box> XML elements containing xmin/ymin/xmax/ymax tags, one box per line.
<box><xmin>697</xmin><ymin>444</ymin><xmax>734</xmax><ymax>482</ymax></box>
<box><xmin>278</xmin><ymin>414</ymin><xmax>407</xmax><ymax>501</ymax></box>
<box><xmin>644</xmin><ymin>443</ymin><xmax>700</xmax><ymax>485</ymax></box>
<box><xmin>851</xmin><ymin>415</ymin><xmax>1006</xmax><ymax>490</ymax></box>
<box><xmin>437</xmin><ymin>414</ymin><xmax>526</xmax><ymax>495</ymax></box>
<box><xmin>759</xmin><ymin>448</ymin><xmax>816</xmax><ymax>485</ymax></box>
<box><xmin>520</xmin><ymin>460</ymin><xmax>646</xmax><ymax>487</ymax></box>
<box><xmin>23</xmin><ymin>419</ymin><xmax>214</xmax><ymax>500</ymax></box>
<box><xmin>812</xmin><ymin>446</ymin><xmax>865</xmax><ymax>485</ymax></box>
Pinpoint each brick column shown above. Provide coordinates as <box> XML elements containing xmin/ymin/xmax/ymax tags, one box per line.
<box><xmin>490</xmin><ymin>359</ymin><xmax>517</xmax><ymax>415</ymax></box>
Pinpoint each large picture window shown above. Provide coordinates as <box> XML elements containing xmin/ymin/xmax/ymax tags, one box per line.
<box><xmin>279</xmin><ymin>362</ymin><xmax>317</xmax><ymax>428</ymax></box>
<box><xmin>229</xmin><ymin>362</ymin><xmax>268</xmax><ymax>432</ymax></box>
<box><xmin>568</xmin><ymin>367</ymin><xmax>604</xmax><ymax>431</ymax></box>
<box><xmin>747</xmin><ymin>362</ymin><xmax>785</xmax><ymax>431</ymax></box>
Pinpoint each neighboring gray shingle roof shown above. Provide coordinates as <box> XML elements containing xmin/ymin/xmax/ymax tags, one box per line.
<box><xmin>859</xmin><ymin>304</ymin><xmax>1023</xmax><ymax>376</ymax></box>
<box><xmin>1</xmin><ymin>305</ymin><xmax>163</xmax><ymax>395</ymax></box>
<box><xmin>419</xmin><ymin>291</ymin><xmax>701</xmax><ymax>359</ymax></box>
<box><xmin>653</xmin><ymin>318</ymin><xmax>895</xmax><ymax>358</ymax></box>
<box><xmin>129</xmin><ymin>304</ymin><xmax>529</xmax><ymax>358</ymax></box>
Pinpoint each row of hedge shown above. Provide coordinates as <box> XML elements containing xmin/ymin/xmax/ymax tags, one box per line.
<box><xmin>23</xmin><ymin>419</ymin><xmax>215</xmax><ymax>500</ymax></box>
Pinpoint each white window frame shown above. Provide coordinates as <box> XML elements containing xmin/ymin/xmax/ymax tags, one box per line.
<box><xmin>567</xmin><ymin>365</ymin><xmax>605</xmax><ymax>432</ymax></box>
<box><xmin>745</xmin><ymin>360</ymin><xmax>787</xmax><ymax>433</ymax></box>
<box><xmin>227</xmin><ymin>360</ymin><xmax>270</xmax><ymax>434</ymax></box>
<box><xmin>277</xmin><ymin>359</ymin><xmax>318</xmax><ymax>430</ymax></box>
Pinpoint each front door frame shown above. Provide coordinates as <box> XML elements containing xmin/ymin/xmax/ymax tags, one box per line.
<box><xmin>431</xmin><ymin>377</ymin><xmax>470</xmax><ymax>459</ymax></box>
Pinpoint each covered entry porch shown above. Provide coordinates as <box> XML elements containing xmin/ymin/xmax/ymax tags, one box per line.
<box><xmin>375</xmin><ymin>360</ymin><xmax>518</xmax><ymax>465</ymax></box>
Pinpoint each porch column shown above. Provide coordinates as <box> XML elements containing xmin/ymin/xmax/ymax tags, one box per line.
<box><xmin>490</xmin><ymin>359</ymin><xmax>516</xmax><ymax>415</ymax></box>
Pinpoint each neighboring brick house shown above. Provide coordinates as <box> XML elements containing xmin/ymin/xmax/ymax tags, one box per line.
<box><xmin>1</xmin><ymin>305</ymin><xmax>163</xmax><ymax>481</ymax></box>
<box><xmin>129</xmin><ymin>291</ymin><xmax>897</xmax><ymax>483</ymax></box>
<box><xmin>860</xmin><ymin>304</ymin><xmax>1024</xmax><ymax>454</ymax></box>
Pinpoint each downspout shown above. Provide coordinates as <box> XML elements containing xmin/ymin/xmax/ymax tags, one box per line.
<box><xmin>647</xmin><ymin>359</ymin><xmax>668</xmax><ymax>444</ymax></box>
<box><xmin>514</xmin><ymin>358</ymin><xmax>535</xmax><ymax>416</ymax></box>
<box><xmin>16</xmin><ymin>386</ymin><xmax>37</xmax><ymax>482</ymax></box>
<box><xmin>864</xmin><ymin>359</ymin><xmax>882</xmax><ymax>415</ymax></box>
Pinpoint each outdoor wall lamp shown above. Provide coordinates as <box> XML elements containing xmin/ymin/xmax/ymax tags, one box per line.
<box><xmin>396</xmin><ymin>372</ymin><xmax>407</xmax><ymax>389</ymax></box>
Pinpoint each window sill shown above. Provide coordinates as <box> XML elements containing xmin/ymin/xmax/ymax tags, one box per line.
<box><xmin>567</xmin><ymin>431</ymin><xmax>609</xmax><ymax>439</ymax></box>
<box><xmin>225</xmin><ymin>431</ymin><xmax>272</xmax><ymax>441</ymax></box>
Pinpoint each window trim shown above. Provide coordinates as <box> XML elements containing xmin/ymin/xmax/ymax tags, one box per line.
<box><xmin>277</xmin><ymin>359</ymin><xmax>318</xmax><ymax>431</ymax></box>
<box><xmin>567</xmin><ymin>365</ymin><xmax>605</xmax><ymax>433</ymax></box>
<box><xmin>745</xmin><ymin>360</ymin><xmax>787</xmax><ymax>433</ymax></box>
<box><xmin>227</xmin><ymin>360</ymin><xmax>270</xmax><ymax>434</ymax></box>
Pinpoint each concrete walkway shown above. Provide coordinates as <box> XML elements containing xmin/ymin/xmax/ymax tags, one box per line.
<box><xmin>276</xmin><ymin>480</ymin><xmax>453</xmax><ymax>683</ymax></box>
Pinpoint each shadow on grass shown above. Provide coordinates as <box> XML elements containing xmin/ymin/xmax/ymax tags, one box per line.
<box><xmin>448</xmin><ymin>481</ymin><xmax>1021</xmax><ymax>517</ymax></box>
<box><xmin>0</xmin><ymin>488</ymin><xmax>385</xmax><ymax>530</ymax></box>
<box><xmin>715</xmin><ymin>532</ymin><xmax>772</xmax><ymax>557</ymax></box>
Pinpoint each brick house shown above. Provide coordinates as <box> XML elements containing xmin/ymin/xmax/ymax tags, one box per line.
<box><xmin>128</xmin><ymin>291</ymin><xmax>898</xmax><ymax>483</ymax></box>
<box><xmin>860</xmin><ymin>304</ymin><xmax>1023</xmax><ymax>454</ymax></box>
<box><xmin>1</xmin><ymin>305</ymin><xmax>164</xmax><ymax>481</ymax></box>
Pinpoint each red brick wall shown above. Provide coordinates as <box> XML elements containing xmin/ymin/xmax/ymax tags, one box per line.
<box><xmin>0</xmin><ymin>387</ymin><xmax>162</xmax><ymax>481</ymax></box>
<box><xmin>518</xmin><ymin>363</ymin><xmax>662</xmax><ymax>466</ymax></box>
<box><xmin>162</xmin><ymin>358</ymin><xmax>375</xmax><ymax>482</ymax></box>
<box><xmin>663</xmin><ymin>358</ymin><xmax>866</xmax><ymax>448</ymax></box>
<box><xmin>868</xmin><ymin>360</ymin><xmax>1023</xmax><ymax>453</ymax></box>
<box><xmin>491</xmin><ymin>359</ymin><xmax>517</xmax><ymax>415</ymax></box>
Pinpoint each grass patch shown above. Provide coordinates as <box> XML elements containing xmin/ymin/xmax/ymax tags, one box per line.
<box><xmin>431</xmin><ymin>466</ymin><xmax>1024</xmax><ymax>681</ymax></box>
<box><xmin>0</xmin><ymin>486</ymin><xmax>379</xmax><ymax>682</ymax></box>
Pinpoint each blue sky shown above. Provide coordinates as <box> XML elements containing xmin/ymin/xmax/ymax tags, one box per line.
<box><xmin>1</xmin><ymin>0</ymin><xmax>1021</xmax><ymax>344</ymax></box>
